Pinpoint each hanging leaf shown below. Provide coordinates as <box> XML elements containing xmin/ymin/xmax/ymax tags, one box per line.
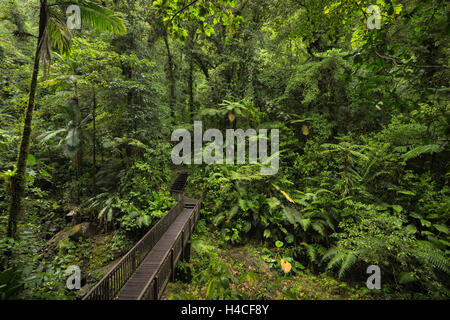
<box><xmin>228</xmin><ymin>112</ymin><xmax>235</xmax><ymax>123</ymax></box>
<box><xmin>301</xmin><ymin>124</ymin><xmax>309</xmax><ymax>136</ymax></box>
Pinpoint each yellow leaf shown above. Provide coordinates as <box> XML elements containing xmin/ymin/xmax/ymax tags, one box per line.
<box><xmin>272</xmin><ymin>184</ymin><xmax>295</xmax><ymax>203</ymax></box>
<box><xmin>302</xmin><ymin>124</ymin><xmax>309</xmax><ymax>136</ymax></box>
<box><xmin>324</xmin><ymin>8</ymin><xmax>330</xmax><ymax>14</ymax></box>
<box><xmin>228</xmin><ymin>112</ymin><xmax>236</xmax><ymax>123</ymax></box>
<box><xmin>280</xmin><ymin>259</ymin><xmax>292</xmax><ymax>273</ymax></box>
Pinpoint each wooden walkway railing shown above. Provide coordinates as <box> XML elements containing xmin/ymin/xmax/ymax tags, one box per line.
<box><xmin>136</xmin><ymin>197</ymin><xmax>202</xmax><ymax>300</ymax></box>
<box><xmin>82</xmin><ymin>174</ymin><xmax>204</xmax><ymax>300</ymax></box>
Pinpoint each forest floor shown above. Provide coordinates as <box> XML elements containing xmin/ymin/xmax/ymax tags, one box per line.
<box><xmin>162</xmin><ymin>230</ymin><xmax>378</xmax><ymax>300</ymax></box>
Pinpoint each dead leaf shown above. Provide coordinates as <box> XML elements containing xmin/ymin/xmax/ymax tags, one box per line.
<box><xmin>228</xmin><ymin>112</ymin><xmax>236</xmax><ymax>123</ymax></box>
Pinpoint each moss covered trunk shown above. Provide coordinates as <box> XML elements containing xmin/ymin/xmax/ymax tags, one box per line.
<box><xmin>7</xmin><ymin>0</ymin><xmax>47</xmax><ymax>239</ymax></box>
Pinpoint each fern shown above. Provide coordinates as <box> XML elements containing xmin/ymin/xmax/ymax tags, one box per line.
<box><xmin>299</xmin><ymin>218</ymin><xmax>311</xmax><ymax>231</ymax></box>
<box><xmin>301</xmin><ymin>242</ymin><xmax>317</xmax><ymax>262</ymax></box>
<box><xmin>322</xmin><ymin>247</ymin><xmax>358</xmax><ymax>278</ymax></box>
<box><xmin>416</xmin><ymin>241</ymin><xmax>450</xmax><ymax>274</ymax></box>
<box><xmin>312</xmin><ymin>222</ymin><xmax>325</xmax><ymax>237</ymax></box>
<box><xmin>282</xmin><ymin>206</ymin><xmax>302</xmax><ymax>227</ymax></box>
<box><xmin>338</xmin><ymin>253</ymin><xmax>357</xmax><ymax>278</ymax></box>
<box><xmin>403</xmin><ymin>144</ymin><xmax>444</xmax><ymax>161</ymax></box>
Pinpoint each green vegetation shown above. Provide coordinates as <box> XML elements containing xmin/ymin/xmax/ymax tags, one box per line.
<box><xmin>0</xmin><ymin>0</ymin><xmax>448</xmax><ymax>300</ymax></box>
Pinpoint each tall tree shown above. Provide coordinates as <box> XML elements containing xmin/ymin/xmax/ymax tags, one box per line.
<box><xmin>6</xmin><ymin>0</ymin><xmax>126</xmax><ymax>238</ymax></box>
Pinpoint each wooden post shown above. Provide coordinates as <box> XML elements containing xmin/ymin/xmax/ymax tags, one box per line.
<box><xmin>170</xmin><ymin>248</ymin><xmax>175</xmax><ymax>282</ymax></box>
<box><xmin>154</xmin><ymin>277</ymin><xmax>158</xmax><ymax>300</ymax></box>
<box><xmin>181</xmin><ymin>230</ymin><xmax>185</xmax><ymax>260</ymax></box>
<box><xmin>185</xmin><ymin>240</ymin><xmax>192</xmax><ymax>262</ymax></box>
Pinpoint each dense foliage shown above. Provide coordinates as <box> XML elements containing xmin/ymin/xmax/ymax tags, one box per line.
<box><xmin>0</xmin><ymin>0</ymin><xmax>448</xmax><ymax>299</ymax></box>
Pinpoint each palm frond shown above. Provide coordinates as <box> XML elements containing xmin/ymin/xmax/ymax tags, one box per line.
<box><xmin>48</xmin><ymin>9</ymin><xmax>72</xmax><ymax>55</ymax></box>
<box><xmin>37</xmin><ymin>128</ymin><xmax>66</xmax><ymax>143</ymax></box>
<box><xmin>73</xmin><ymin>0</ymin><xmax>127</xmax><ymax>35</ymax></box>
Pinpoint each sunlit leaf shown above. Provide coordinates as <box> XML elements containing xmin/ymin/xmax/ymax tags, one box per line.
<box><xmin>280</xmin><ymin>259</ymin><xmax>292</xmax><ymax>273</ymax></box>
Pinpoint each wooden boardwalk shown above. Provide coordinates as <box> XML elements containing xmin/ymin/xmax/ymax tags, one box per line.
<box><xmin>82</xmin><ymin>174</ymin><xmax>203</xmax><ymax>300</ymax></box>
<box><xmin>117</xmin><ymin>198</ymin><xmax>197</xmax><ymax>300</ymax></box>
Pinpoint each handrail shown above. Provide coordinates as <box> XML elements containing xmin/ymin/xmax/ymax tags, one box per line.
<box><xmin>82</xmin><ymin>198</ymin><xmax>185</xmax><ymax>300</ymax></box>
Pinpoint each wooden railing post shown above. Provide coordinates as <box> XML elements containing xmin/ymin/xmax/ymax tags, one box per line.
<box><xmin>154</xmin><ymin>277</ymin><xmax>158</xmax><ymax>300</ymax></box>
<box><xmin>170</xmin><ymin>248</ymin><xmax>175</xmax><ymax>282</ymax></box>
<box><xmin>181</xmin><ymin>230</ymin><xmax>185</xmax><ymax>260</ymax></box>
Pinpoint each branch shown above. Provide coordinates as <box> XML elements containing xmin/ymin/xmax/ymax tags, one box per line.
<box><xmin>375</xmin><ymin>51</ymin><xmax>449</xmax><ymax>69</ymax></box>
<box><xmin>169</xmin><ymin>0</ymin><xmax>200</xmax><ymax>23</ymax></box>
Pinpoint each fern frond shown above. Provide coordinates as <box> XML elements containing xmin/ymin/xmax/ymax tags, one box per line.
<box><xmin>327</xmin><ymin>251</ymin><xmax>346</xmax><ymax>271</ymax></box>
<box><xmin>403</xmin><ymin>144</ymin><xmax>443</xmax><ymax>161</ymax></box>
<box><xmin>416</xmin><ymin>241</ymin><xmax>450</xmax><ymax>274</ymax></box>
<box><xmin>312</xmin><ymin>222</ymin><xmax>325</xmax><ymax>237</ymax></box>
<box><xmin>299</xmin><ymin>218</ymin><xmax>311</xmax><ymax>231</ymax></box>
<box><xmin>338</xmin><ymin>253</ymin><xmax>356</xmax><ymax>278</ymax></box>
<box><xmin>301</xmin><ymin>242</ymin><xmax>316</xmax><ymax>262</ymax></box>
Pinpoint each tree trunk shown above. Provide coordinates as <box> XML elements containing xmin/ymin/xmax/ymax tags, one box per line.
<box><xmin>163</xmin><ymin>31</ymin><xmax>176</xmax><ymax>119</ymax></box>
<box><xmin>7</xmin><ymin>1</ymin><xmax>47</xmax><ymax>239</ymax></box>
<box><xmin>188</xmin><ymin>54</ymin><xmax>194</xmax><ymax>122</ymax></box>
<box><xmin>75</xmin><ymin>146</ymin><xmax>82</xmax><ymax>204</ymax></box>
<box><xmin>92</xmin><ymin>88</ymin><xmax>97</xmax><ymax>195</ymax></box>
<box><xmin>186</xmin><ymin>27</ymin><xmax>196</xmax><ymax>122</ymax></box>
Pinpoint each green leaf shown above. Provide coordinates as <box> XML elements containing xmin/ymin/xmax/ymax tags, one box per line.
<box><xmin>285</xmin><ymin>233</ymin><xmax>294</xmax><ymax>243</ymax></box>
<box><xmin>420</xmin><ymin>219</ymin><xmax>431</xmax><ymax>227</ymax></box>
<box><xmin>263</xmin><ymin>229</ymin><xmax>271</xmax><ymax>239</ymax></box>
<box><xmin>398</xmin><ymin>272</ymin><xmax>416</xmax><ymax>284</ymax></box>
<box><xmin>405</xmin><ymin>224</ymin><xmax>417</xmax><ymax>234</ymax></box>
<box><xmin>434</xmin><ymin>224</ymin><xmax>449</xmax><ymax>234</ymax></box>
<box><xmin>397</xmin><ymin>190</ymin><xmax>416</xmax><ymax>196</ymax></box>
<box><xmin>392</xmin><ymin>205</ymin><xmax>403</xmax><ymax>213</ymax></box>
<box><xmin>275</xmin><ymin>240</ymin><xmax>284</xmax><ymax>248</ymax></box>
<box><xmin>27</xmin><ymin>154</ymin><xmax>36</xmax><ymax>166</ymax></box>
